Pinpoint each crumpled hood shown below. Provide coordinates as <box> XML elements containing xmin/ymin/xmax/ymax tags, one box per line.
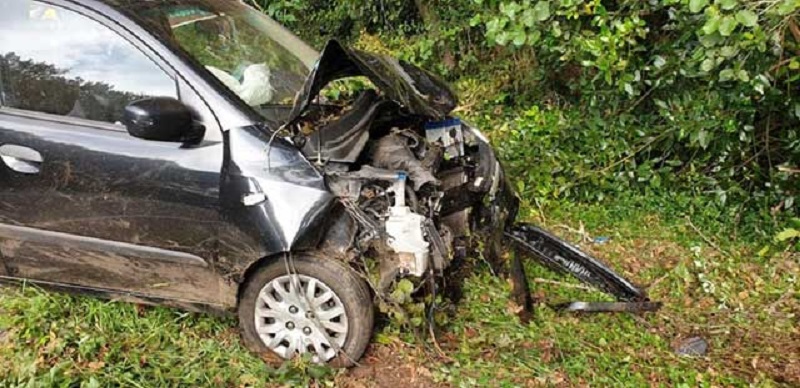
<box><xmin>286</xmin><ymin>40</ymin><xmax>457</xmax><ymax>125</ymax></box>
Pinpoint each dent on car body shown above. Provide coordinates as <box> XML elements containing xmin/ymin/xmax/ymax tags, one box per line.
<box><xmin>212</xmin><ymin>39</ymin><xmax>474</xmax><ymax>282</ymax></box>
<box><xmin>216</xmin><ymin>125</ymin><xmax>335</xmax><ymax>278</ymax></box>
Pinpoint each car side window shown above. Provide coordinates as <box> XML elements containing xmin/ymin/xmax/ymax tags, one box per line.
<box><xmin>0</xmin><ymin>0</ymin><xmax>177</xmax><ymax>124</ymax></box>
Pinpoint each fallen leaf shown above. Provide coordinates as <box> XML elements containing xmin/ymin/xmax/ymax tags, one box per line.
<box><xmin>88</xmin><ymin>361</ymin><xmax>105</xmax><ymax>371</ymax></box>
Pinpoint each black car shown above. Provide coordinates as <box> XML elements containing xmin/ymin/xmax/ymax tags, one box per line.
<box><xmin>0</xmin><ymin>0</ymin><xmax>518</xmax><ymax>366</ymax></box>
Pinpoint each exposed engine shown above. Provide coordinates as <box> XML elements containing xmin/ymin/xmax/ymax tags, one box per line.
<box><xmin>278</xmin><ymin>40</ymin><xmax>516</xmax><ymax>294</ymax></box>
<box><xmin>290</xmin><ymin>90</ymin><xmax>500</xmax><ymax>292</ymax></box>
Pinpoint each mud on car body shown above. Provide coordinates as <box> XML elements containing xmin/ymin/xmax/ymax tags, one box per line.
<box><xmin>0</xmin><ymin>0</ymin><xmax>521</xmax><ymax>366</ymax></box>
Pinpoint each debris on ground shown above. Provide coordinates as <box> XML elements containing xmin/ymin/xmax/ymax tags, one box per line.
<box><xmin>674</xmin><ymin>336</ymin><xmax>709</xmax><ymax>357</ymax></box>
<box><xmin>506</xmin><ymin>223</ymin><xmax>662</xmax><ymax>315</ymax></box>
<box><xmin>592</xmin><ymin>236</ymin><xmax>611</xmax><ymax>245</ymax></box>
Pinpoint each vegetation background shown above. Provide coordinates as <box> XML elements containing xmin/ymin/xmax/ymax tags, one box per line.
<box><xmin>262</xmin><ymin>0</ymin><xmax>799</xmax><ymax>242</ymax></box>
<box><xmin>1</xmin><ymin>0</ymin><xmax>798</xmax><ymax>386</ymax></box>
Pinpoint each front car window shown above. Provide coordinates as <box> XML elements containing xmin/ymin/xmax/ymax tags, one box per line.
<box><xmin>0</xmin><ymin>0</ymin><xmax>178</xmax><ymax>124</ymax></box>
<box><xmin>110</xmin><ymin>0</ymin><xmax>318</xmax><ymax>108</ymax></box>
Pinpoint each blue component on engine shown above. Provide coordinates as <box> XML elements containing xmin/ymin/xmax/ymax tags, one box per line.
<box><xmin>424</xmin><ymin>118</ymin><xmax>462</xmax><ymax>131</ymax></box>
<box><xmin>424</xmin><ymin>118</ymin><xmax>465</xmax><ymax>158</ymax></box>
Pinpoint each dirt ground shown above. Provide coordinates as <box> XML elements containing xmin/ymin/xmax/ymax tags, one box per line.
<box><xmin>336</xmin><ymin>345</ymin><xmax>443</xmax><ymax>388</ymax></box>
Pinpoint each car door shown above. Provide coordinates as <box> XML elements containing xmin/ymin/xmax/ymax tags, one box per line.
<box><xmin>0</xmin><ymin>0</ymin><xmax>233</xmax><ymax>306</ymax></box>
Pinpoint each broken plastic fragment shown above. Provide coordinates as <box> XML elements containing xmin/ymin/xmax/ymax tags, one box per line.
<box><xmin>674</xmin><ymin>336</ymin><xmax>709</xmax><ymax>357</ymax></box>
<box><xmin>593</xmin><ymin>236</ymin><xmax>610</xmax><ymax>245</ymax></box>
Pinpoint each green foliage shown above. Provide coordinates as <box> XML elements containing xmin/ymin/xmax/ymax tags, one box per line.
<box><xmin>775</xmin><ymin>217</ymin><xmax>800</xmax><ymax>252</ymax></box>
<box><xmin>248</xmin><ymin>0</ymin><xmax>307</xmax><ymax>24</ymax></box>
<box><xmin>381</xmin><ymin>279</ymin><xmax>428</xmax><ymax>328</ymax></box>
<box><xmin>777</xmin><ymin>227</ymin><xmax>800</xmax><ymax>241</ymax></box>
<box><xmin>261</xmin><ymin>0</ymin><xmax>800</xmax><ymax>236</ymax></box>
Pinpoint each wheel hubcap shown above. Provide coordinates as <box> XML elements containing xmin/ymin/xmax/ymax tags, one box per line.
<box><xmin>254</xmin><ymin>274</ymin><xmax>348</xmax><ymax>363</ymax></box>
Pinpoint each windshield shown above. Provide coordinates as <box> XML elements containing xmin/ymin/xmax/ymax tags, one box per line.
<box><xmin>111</xmin><ymin>0</ymin><xmax>318</xmax><ymax>107</ymax></box>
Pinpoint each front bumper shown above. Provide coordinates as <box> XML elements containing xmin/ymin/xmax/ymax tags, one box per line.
<box><xmin>478</xmin><ymin>163</ymin><xmax>519</xmax><ymax>254</ymax></box>
<box><xmin>464</xmin><ymin>125</ymin><xmax>520</xmax><ymax>257</ymax></box>
<box><xmin>468</xmin><ymin>125</ymin><xmax>520</xmax><ymax>234</ymax></box>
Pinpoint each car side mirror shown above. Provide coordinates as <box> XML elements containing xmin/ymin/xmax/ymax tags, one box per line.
<box><xmin>123</xmin><ymin>97</ymin><xmax>204</xmax><ymax>144</ymax></box>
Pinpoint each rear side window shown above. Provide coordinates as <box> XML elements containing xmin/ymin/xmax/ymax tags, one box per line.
<box><xmin>0</xmin><ymin>0</ymin><xmax>177</xmax><ymax>124</ymax></box>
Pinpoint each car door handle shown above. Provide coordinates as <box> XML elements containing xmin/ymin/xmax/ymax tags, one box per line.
<box><xmin>0</xmin><ymin>144</ymin><xmax>43</xmax><ymax>174</ymax></box>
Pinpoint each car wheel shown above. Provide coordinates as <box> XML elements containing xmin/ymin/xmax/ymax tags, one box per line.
<box><xmin>238</xmin><ymin>254</ymin><xmax>374</xmax><ymax>367</ymax></box>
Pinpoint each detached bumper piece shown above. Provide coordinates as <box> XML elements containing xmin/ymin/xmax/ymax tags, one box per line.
<box><xmin>505</xmin><ymin>223</ymin><xmax>662</xmax><ymax>314</ymax></box>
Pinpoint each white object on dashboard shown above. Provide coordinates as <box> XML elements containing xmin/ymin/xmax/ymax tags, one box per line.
<box><xmin>206</xmin><ymin>63</ymin><xmax>275</xmax><ymax>106</ymax></box>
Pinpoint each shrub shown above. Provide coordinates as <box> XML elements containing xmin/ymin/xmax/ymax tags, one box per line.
<box><xmin>252</xmin><ymin>0</ymin><xmax>799</xmax><ymax>235</ymax></box>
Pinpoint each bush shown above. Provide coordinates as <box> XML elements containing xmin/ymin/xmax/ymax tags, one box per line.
<box><xmin>253</xmin><ymin>0</ymin><xmax>799</xmax><ymax>236</ymax></box>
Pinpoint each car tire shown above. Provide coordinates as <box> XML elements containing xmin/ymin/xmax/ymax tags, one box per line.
<box><xmin>238</xmin><ymin>254</ymin><xmax>374</xmax><ymax>368</ymax></box>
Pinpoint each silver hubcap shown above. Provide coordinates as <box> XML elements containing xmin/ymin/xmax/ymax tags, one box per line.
<box><xmin>254</xmin><ymin>275</ymin><xmax>348</xmax><ymax>363</ymax></box>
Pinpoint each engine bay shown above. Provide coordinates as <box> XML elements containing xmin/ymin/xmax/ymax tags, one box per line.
<box><xmin>268</xmin><ymin>40</ymin><xmax>658</xmax><ymax>324</ymax></box>
<box><xmin>289</xmin><ymin>89</ymin><xmax>506</xmax><ymax>292</ymax></box>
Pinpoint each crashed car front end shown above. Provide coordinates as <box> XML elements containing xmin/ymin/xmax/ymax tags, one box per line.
<box><xmin>284</xmin><ymin>40</ymin><xmax>519</xmax><ymax>292</ymax></box>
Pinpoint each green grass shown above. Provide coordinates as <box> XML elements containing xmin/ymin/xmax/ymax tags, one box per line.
<box><xmin>433</xmin><ymin>199</ymin><xmax>798</xmax><ymax>387</ymax></box>
<box><xmin>1</xmin><ymin>198</ymin><xmax>797</xmax><ymax>386</ymax></box>
<box><xmin>0</xmin><ymin>287</ymin><xmax>323</xmax><ymax>387</ymax></box>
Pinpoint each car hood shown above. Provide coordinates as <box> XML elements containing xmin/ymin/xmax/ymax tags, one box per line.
<box><xmin>286</xmin><ymin>40</ymin><xmax>457</xmax><ymax>125</ymax></box>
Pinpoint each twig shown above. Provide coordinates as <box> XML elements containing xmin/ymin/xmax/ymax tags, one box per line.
<box><xmin>778</xmin><ymin>166</ymin><xmax>800</xmax><ymax>174</ymax></box>
<box><xmin>555</xmin><ymin>223</ymin><xmax>592</xmax><ymax>243</ymax></box>
<box><xmin>623</xmin><ymin>85</ymin><xmax>657</xmax><ymax>114</ymax></box>
<box><xmin>788</xmin><ymin>18</ymin><xmax>800</xmax><ymax>43</ymax></box>
<box><xmin>766</xmin><ymin>112</ymin><xmax>774</xmax><ymax>185</ymax></box>
<box><xmin>549</xmin><ymin>129</ymin><xmax>674</xmax><ymax>194</ymax></box>
<box><xmin>685</xmin><ymin>217</ymin><xmax>731</xmax><ymax>257</ymax></box>
<box><xmin>769</xmin><ymin>58</ymin><xmax>793</xmax><ymax>73</ymax></box>
<box><xmin>734</xmin><ymin>149</ymin><xmax>766</xmax><ymax>171</ymax></box>
<box><xmin>767</xmin><ymin>288</ymin><xmax>796</xmax><ymax>315</ymax></box>
<box><xmin>247</xmin><ymin>0</ymin><xmax>266</xmax><ymax>13</ymax></box>
<box><xmin>532</xmin><ymin>278</ymin><xmax>595</xmax><ymax>292</ymax></box>
<box><xmin>533</xmin><ymin>196</ymin><xmax>548</xmax><ymax>224</ymax></box>
<box><xmin>427</xmin><ymin>323</ymin><xmax>455</xmax><ymax>364</ymax></box>
<box><xmin>452</xmin><ymin>101</ymin><xmax>477</xmax><ymax>114</ymax></box>
<box><xmin>597</xmin><ymin>131</ymin><xmax>672</xmax><ymax>175</ymax></box>
<box><xmin>630</xmin><ymin>314</ymin><xmax>654</xmax><ymax>328</ymax></box>
<box><xmin>647</xmin><ymin>272</ymin><xmax>670</xmax><ymax>291</ymax></box>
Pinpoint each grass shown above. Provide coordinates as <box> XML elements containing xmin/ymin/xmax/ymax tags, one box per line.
<box><xmin>432</xmin><ymin>199</ymin><xmax>798</xmax><ymax>387</ymax></box>
<box><xmin>0</xmin><ymin>287</ymin><xmax>319</xmax><ymax>386</ymax></box>
<box><xmin>1</xmin><ymin>197</ymin><xmax>797</xmax><ymax>387</ymax></box>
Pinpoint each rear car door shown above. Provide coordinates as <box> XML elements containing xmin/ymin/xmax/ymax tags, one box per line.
<box><xmin>0</xmin><ymin>0</ymin><xmax>232</xmax><ymax>307</ymax></box>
